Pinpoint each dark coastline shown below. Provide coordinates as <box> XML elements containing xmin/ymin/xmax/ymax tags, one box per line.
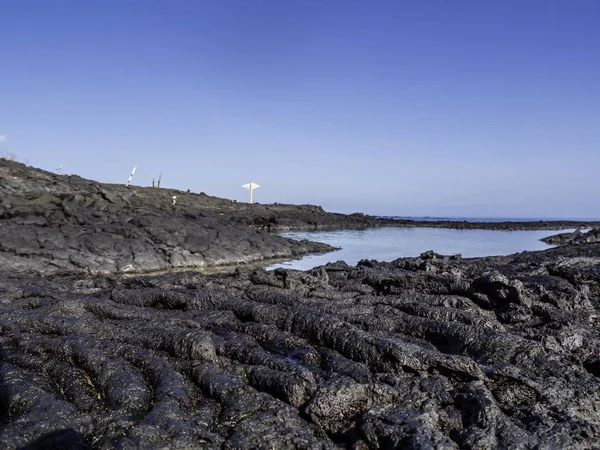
<box><xmin>2</xmin><ymin>160</ymin><xmax>600</xmax><ymax>449</ymax></box>
<box><xmin>1</xmin><ymin>159</ymin><xmax>598</xmax><ymax>275</ymax></box>
<box><xmin>381</xmin><ymin>218</ymin><xmax>600</xmax><ymax>230</ymax></box>
<box><xmin>269</xmin><ymin>217</ymin><xmax>600</xmax><ymax>232</ymax></box>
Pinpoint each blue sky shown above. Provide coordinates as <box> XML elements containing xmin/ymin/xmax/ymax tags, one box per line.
<box><xmin>1</xmin><ymin>0</ymin><xmax>598</xmax><ymax>218</ymax></box>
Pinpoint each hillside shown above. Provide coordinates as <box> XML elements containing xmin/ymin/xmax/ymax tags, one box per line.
<box><xmin>0</xmin><ymin>160</ymin><xmax>354</xmax><ymax>274</ymax></box>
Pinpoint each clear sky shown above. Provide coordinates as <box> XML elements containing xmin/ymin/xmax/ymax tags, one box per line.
<box><xmin>1</xmin><ymin>0</ymin><xmax>599</xmax><ymax>218</ymax></box>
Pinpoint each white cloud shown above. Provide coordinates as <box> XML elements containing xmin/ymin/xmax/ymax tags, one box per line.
<box><xmin>0</xmin><ymin>135</ymin><xmax>6</xmax><ymax>143</ymax></box>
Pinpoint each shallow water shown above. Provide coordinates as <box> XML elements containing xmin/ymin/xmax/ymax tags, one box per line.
<box><xmin>268</xmin><ymin>227</ymin><xmax>570</xmax><ymax>270</ymax></box>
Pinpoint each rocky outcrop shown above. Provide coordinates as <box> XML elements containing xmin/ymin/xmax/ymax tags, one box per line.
<box><xmin>0</xmin><ymin>160</ymin><xmax>338</xmax><ymax>275</ymax></box>
<box><xmin>2</xmin><ymin>243</ymin><xmax>600</xmax><ymax>448</ymax></box>
<box><xmin>542</xmin><ymin>228</ymin><xmax>600</xmax><ymax>246</ymax></box>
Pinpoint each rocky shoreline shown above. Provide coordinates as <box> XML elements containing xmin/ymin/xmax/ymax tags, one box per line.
<box><xmin>2</xmin><ymin>160</ymin><xmax>600</xmax><ymax>449</ymax></box>
<box><xmin>542</xmin><ymin>228</ymin><xmax>600</xmax><ymax>247</ymax></box>
<box><xmin>0</xmin><ymin>160</ymin><xmax>342</xmax><ymax>275</ymax></box>
<box><xmin>2</xmin><ymin>160</ymin><xmax>599</xmax><ymax>276</ymax></box>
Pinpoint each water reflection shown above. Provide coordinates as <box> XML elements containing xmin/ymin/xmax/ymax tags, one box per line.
<box><xmin>268</xmin><ymin>227</ymin><xmax>570</xmax><ymax>271</ymax></box>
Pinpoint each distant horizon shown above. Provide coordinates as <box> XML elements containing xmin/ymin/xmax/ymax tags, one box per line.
<box><xmin>379</xmin><ymin>215</ymin><xmax>600</xmax><ymax>222</ymax></box>
<box><xmin>1</xmin><ymin>0</ymin><xmax>598</xmax><ymax>219</ymax></box>
<box><xmin>2</xmin><ymin>156</ymin><xmax>598</xmax><ymax>223</ymax></box>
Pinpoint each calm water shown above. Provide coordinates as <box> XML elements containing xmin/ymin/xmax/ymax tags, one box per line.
<box><xmin>267</xmin><ymin>227</ymin><xmax>571</xmax><ymax>271</ymax></box>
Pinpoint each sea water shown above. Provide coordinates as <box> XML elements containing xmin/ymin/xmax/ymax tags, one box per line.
<box><xmin>267</xmin><ymin>227</ymin><xmax>571</xmax><ymax>271</ymax></box>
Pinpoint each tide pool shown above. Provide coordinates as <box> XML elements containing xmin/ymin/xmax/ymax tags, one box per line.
<box><xmin>268</xmin><ymin>227</ymin><xmax>569</xmax><ymax>270</ymax></box>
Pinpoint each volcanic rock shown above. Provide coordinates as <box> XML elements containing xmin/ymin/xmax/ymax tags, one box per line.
<box><xmin>542</xmin><ymin>228</ymin><xmax>600</xmax><ymax>246</ymax></box>
<box><xmin>3</xmin><ymin>159</ymin><xmax>600</xmax><ymax>448</ymax></box>
<box><xmin>2</xmin><ymin>242</ymin><xmax>600</xmax><ymax>448</ymax></box>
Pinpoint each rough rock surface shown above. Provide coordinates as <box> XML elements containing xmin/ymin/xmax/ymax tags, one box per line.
<box><xmin>2</xmin><ymin>243</ymin><xmax>600</xmax><ymax>449</ymax></box>
<box><xmin>3</xmin><ymin>159</ymin><xmax>600</xmax><ymax>448</ymax></box>
<box><xmin>0</xmin><ymin>160</ymin><xmax>340</xmax><ymax>275</ymax></box>
<box><xmin>542</xmin><ymin>228</ymin><xmax>600</xmax><ymax>247</ymax></box>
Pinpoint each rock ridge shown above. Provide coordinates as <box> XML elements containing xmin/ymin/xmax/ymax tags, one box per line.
<box><xmin>1</xmin><ymin>244</ymin><xmax>600</xmax><ymax>448</ymax></box>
